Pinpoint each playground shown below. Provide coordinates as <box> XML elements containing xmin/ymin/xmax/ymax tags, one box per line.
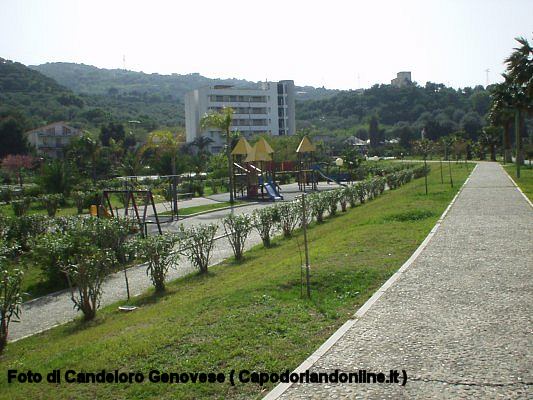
<box><xmin>95</xmin><ymin>135</ymin><xmax>349</xmax><ymax>235</ymax></box>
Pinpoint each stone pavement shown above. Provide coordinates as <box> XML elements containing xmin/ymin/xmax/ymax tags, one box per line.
<box><xmin>268</xmin><ymin>163</ymin><xmax>532</xmax><ymax>399</ymax></box>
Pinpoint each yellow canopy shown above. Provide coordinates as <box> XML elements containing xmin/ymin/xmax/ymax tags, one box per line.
<box><xmin>254</xmin><ymin>137</ymin><xmax>274</xmax><ymax>154</ymax></box>
<box><xmin>296</xmin><ymin>136</ymin><xmax>316</xmax><ymax>153</ymax></box>
<box><xmin>231</xmin><ymin>137</ymin><xmax>253</xmax><ymax>156</ymax></box>
<box><xmin>244</xmin><ymin>145</ymin><xmax>272</xmax><ymax>162</ymax></box>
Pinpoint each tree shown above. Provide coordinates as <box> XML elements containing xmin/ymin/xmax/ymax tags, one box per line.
<box><xmin>68</xmin><ymin>134</ymin><xmax>100</xmax><ymax>182</ymax></box>
<box><xmin>142</xmin><ymin>130</ymin><xmax>185</xmax><ymax>218</ymax></box>
<box><xmin>479</xmin><ymin>126</ymin><xmax>500</xmax><ymax>161</ymax></box>
<box><xmin>503</xmin><ymin>36</ymin><xmax>533</xmax><ymax>177</ymax></box>
<box><xmin>1</xmin><ymin>154</ymin><xmax>36</xmax><ymax>187</ymax></box>
<box><xmin>100</xmin><ymin>122</ymin><xmax>125</xmax><ymax>147</ymax></box>
<box><xmin>0</xmin><ymin>242</ymin><xmax>23</xmax><ymax>354</ymax></box>
<box><xmin>0</xmin><ymin>113</ymin><xmax>28</xmax><ymax>157</ymax></box>
<box><xmin>201</xmin><ymin>107</ymin><xmax>235</xmax><ymax>204</ymax></box>
<box><xmin>368</xmin><ymin>115</ymin><xmax>380</xmax><ymax>148</ymax></box>
<box><xmin>489</xmin><ymin>82</ymin><xmax>514</xmax><ymax>163</ymax></box>
<box><xmin>136</xmin><ymin>234</ymin><xmax>180</xmax><ymax>293</ymax></box>
<box><xmin>412</xmin><ymin>139</ymin><xmax>433</xmax><ymax>195</ymax></box>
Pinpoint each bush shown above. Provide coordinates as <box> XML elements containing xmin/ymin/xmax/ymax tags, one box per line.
<box><xmin>11</xmin><ymin>197</ymin><xmax>31</xmax><ymax>216</ymax></box>
<box><xmin>180</xmin><ymin>223</ymin><xmax>217</xmax><ymax>274</ymax></box>
<box><xmin>194</xmin><ymin>182</ymin><xmax>205</xmax><ymax>197</ymax></box>
<box><xmin>253</xmin><ymin>207</ymin><xmax>278</xmax><ymax>247</ymax></box>
<box><xmin>63</xmin><ymin>247</ymin><xmax>115</xmax><ymax>320</ymax></box>
<box><xmin>324</xmin><ymin>190</ymin><xmax>340</xmax><ymax>216</ymax></box>
<box><xmin>0</xmin><ymin>241</ymin><xmax>23</xmax><ymax>354</ymax></box>
<box><xmin>355</xmin><ymin>181</ymin><xmax>367</xmax><ymax>204</ymax></box>
<box><xmin>276</xmin><ymin>202</ymin><xmax>299</xmax><ymax>237</ymax></box>
<box><xmin>308</xmin><ymin>192</ymin><xmax>328</xmax><ymax>223</ymax></box>
<box><xmin>136</xmin><ymin>233</ymin><xmax>180</xmax><ymax>293</ymax></box>
<box><xmin>347</xmin><ymin>185</ymin><xmax>358</xmax><ymax>208</ymax></box>
<box><xmin>222</xmin><ymin>213</ymin><xmax>253</xmax><ymax>261</ymax></box>
<box><xmin>0</xmin><ymin>188</ymin><xmax>13</xmax><ymax>204</ymax></box>
<box><xmin>31</xmin><ymin>232</ymin><xmax>72</xmax><ymax>288</ymax></box>
<box><xmin>6</xmin><ymin>215</ymin><xmax>50</xmax><ymax>252</ymax></box>
<box><xmin>40</xmin><ymin>194</ymin><xmax>63</xmax><ymax>217</ymax></box>
<box><xmin>38</xmin><ymin>160</ymin><xmax>72</xmax><ymax>195</ymax></box>
<box><xmin>339</xmin><ymin>188</ymin><xmax>349</xmax><ymax>212</ymax></box>
<box><xmin>71</xmin><ymin>191</ymin><xmax>85</xmax><ymax>214</ymax></box>
<box><xmin>22</xmin><ymin>184</ymin><xmax>43</xmax><ymax>197</ymax></box>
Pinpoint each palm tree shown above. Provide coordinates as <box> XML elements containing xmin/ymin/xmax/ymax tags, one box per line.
<box><xmin>488</xmin><ymin>81</ymin><xmax>514</xmax><ymax>163</ymax></box>
<box><xmin>200</xmin><ymin>107</ymin><xmax>235</xmax><ymax>204</ymax></box>
<box><xmin>192</xmin><ymin>135</ymin><xmax>214</xmax><ymax>155</ymax></box>
<box><xmin>69</xmin><ymin>133</ymin><xmax>100</xmax><ymax>183</ymax></box>
<box><xmin>503</xmin><ymin>36</ymin><xmax>533</xmax><ymax>176</ymax></box>
<box><xmin>142</xmin><ymin>130</ymin><xmax>185</xmax><ymax>219</ymax></box>
<box><xmin>479</xmin><ymin>126</ymin><xmax>500</xmax><ymax>161</ymax></box>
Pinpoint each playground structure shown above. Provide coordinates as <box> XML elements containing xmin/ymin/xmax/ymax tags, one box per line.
<box><xmin>231</xmin><ymin>135</ymin><xmax>350</xmax><ymax>200</ymax></box>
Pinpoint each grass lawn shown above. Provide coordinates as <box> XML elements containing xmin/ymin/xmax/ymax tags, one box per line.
<box><xmin>502</xmin><ymin>164</ymin><xmax>533</xmax><ymax>201</ymax></box>
<box><xmin>0</xmin><ymin>165</ymin><xmax>471</xmax><ymax>399</ymax></box>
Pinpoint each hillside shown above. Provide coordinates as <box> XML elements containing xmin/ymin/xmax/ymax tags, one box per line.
<box><xmin>31</xmin><ymin>62</ymin><xmax>339</xmax><ymax>101</ymax></box>
<box><xmin>0</xmin><ymin>58</ymin><xmax>181</xmax><ymax>130</ymax></box>
<box><xmin>297</xmin><ymin>82</ymin><xmax>492</xmax><ymax>141</ymax></box>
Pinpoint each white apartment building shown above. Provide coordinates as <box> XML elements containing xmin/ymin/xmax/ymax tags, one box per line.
<box><xmin>25</xmin><ymin>122</ymin><xmax>81</xmax><ymax>159</ymax></box>
<box><xmin>185</xmin><ymin>80</ymin><xmax>296</xmax><ymax>153</ymax></box>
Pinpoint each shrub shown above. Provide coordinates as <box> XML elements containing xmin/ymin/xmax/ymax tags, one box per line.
<box><xmin>7</xmin><ymin>215</ymin><xmax>50</xmax><ymax>252</ymax></box>
<box><xmin>0</xmin><ymin>241</ymin><xmax>23</xmax><ymax>354</ymax></box>
<box><xmin>180</xmin><ymin>223</ymin><xmax>217</xmax><ymax>274</ymax></box>
<box><xmin>376</xmin><ymin>177</ymin><xmax>386</xmax><ymax>195</ymax></box>
<box><xmin>71</xmin><ymin>191</ymin><xmax>85</xmax><ymax>214</ymax></box>
<box><xmin>347</xmin><ymin>185</ymin><xmax>358</xmax><ymax>208</ymax></box>
<box><xmin>136</xmin><ymin>233</ymin><xmax>180</xmax><ymax>293</ymax></box>
<box><xmin>38</xmin><ymin>160</ymin><xmax>72</xmax><ymax>195</ymax></box>
<box><xmin>325</xmin><ymin>190</ymin><xmax>340</xmax><ymax>216</ymax></box>
<box><xmin>194</xmin><ymin>182</ymin><xmax>205</xmax><ymax>197</ymax></box>
<box><xmin>63</xmin><ymin>247</ymin><xmax>115</xmax><ymax>320</ymax></box>
<box><xmin>31</xmin><ymin>232</ymin><xmax>72</xmax><ymax>288</ymax></box>
<box><xmin>22</xmin><ymin>184</ymin><xmax>42</xmax><ymax>197</ymax></box>
<box><xmin>0</xmin><ymin>188</ymin><xmax>13</xmax><ymax>204</ymax></box>
<box><xmin>11</xmin><ymin>197</ymin><xmax>31</xmax><ymax>216</ymax></box>
<box><xmin>355</xmin><ymin>181</ymin><xmax>367</xmax><ymax>204</ymax></box>
<box><xmin>339</xmin><ymin>188</ymin><xmax>349</xmax><ymax>212</ymax></box>
<box><xmin>308</xmin><ymin>192</ymin><xmax>328</xmax><ymax>223</ymax></box>
<box><xmin>253</xmin><ymin>207</ymin><xmax>278</xmax><ymax>247</ymax></box>
<box><xmin>40</xmin><ymin>194</ymin><xmax>63</xmax><ymax>217</ymax></box>
<box><xmin>276</xmin><ymin>202</ymin><xmax>299</xmax><ymax>237</ymax></box>
<box><xmin>222</xmin><ymin>213</ymin><xmax>253</xmax><ymax>261</ymax></box>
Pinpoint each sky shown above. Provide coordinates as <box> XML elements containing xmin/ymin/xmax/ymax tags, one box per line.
<box><xmin>0</xmin><ymin>0</ymin><xmax>532</xmax><ymax>90</ymax></box>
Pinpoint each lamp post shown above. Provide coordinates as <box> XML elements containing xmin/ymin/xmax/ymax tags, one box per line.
<box><xmin>335</xmin><ymin>157</ymin><xmax>343</xmax><ymax>180</ymax></box>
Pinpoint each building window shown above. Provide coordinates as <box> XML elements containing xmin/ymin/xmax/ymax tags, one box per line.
<box><xmin>277</xmin><ymin>83</ymin><xmax>284</xmax><ymax>94</ymax></box>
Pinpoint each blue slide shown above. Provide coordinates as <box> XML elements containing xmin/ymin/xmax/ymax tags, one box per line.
<box><xmin>312</xmin><ymin>165</ymin><xmax>347</xmax><ymax>187</ymax></box>
<box><xmin>264</xmin><ymin>180</ymin><xmax>283</xmax><ymax>201</ymax></box>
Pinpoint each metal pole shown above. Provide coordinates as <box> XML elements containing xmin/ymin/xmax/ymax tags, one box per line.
<box><xmin>301</xmin><ymin>193</ymin><xmax>311</xmax><ymax>298</ymax></box>
<box><xmin>424</xmin><ymin>157</ymin><xmax>428</xmax><ymax>195</ymax></box>
<box><xmin>440</xmin><ymin>158</ymin><xmax>443</xmax><ymax>184</ymax></box>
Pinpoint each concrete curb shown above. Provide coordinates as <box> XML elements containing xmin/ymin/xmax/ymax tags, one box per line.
<box><xmin>263</xmin><ymin>164</ymin><xmax>477</xmax><ymax>400</ymax></box>
<box><xmin>501</xmin><ymin>165</ymin><xmax>533</xmax><ymax>209</ymax></box>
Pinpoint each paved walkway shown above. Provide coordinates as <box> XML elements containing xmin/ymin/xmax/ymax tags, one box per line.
<box><xmin>10</xmin><ymin>182</ymin><xmax>342</xmax><ymax>341</ymax></box>
<box><xmin>268</xmin><ymin>163</ymin><xmax>532</xmax><ymax>399</ymax></box>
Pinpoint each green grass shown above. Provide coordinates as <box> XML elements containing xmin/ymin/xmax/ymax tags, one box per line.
<box><xmin>503</xmin><ymin>164</ymin><xmax>533</xmax><ymax>201</ymax></box>
<box><xmin>0</xmin><ymin>165</ymin><xmax>471</xmax><ymax>399</ymax></box>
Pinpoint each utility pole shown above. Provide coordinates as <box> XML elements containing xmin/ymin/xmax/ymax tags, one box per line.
<box><xmin>485</xmin><ymin>68</ymin><xmax>490</xmax><ymax>87</ymax></box>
